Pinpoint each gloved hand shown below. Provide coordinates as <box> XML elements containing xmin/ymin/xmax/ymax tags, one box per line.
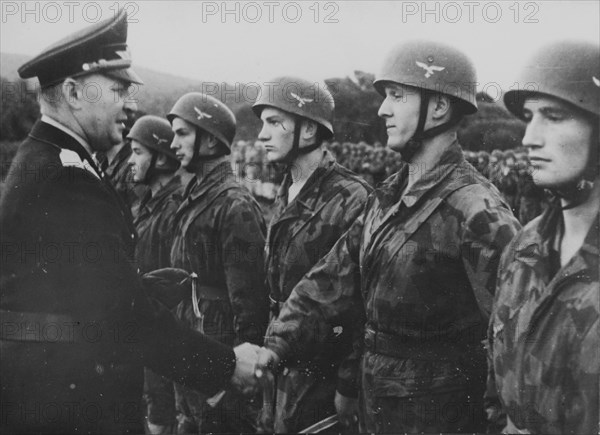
<box><xmin>142</xmin><ymin>268</ymin><xmax>191</xmax><ymax>309</ymax></box>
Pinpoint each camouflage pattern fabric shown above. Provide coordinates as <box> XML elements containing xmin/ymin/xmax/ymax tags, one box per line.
<box><xmin>265</xmin><ymin>141</ymin><xmax>520</xmax><ymax>433</ymax></box>
<box><xmin>134</xmin><ymin>174</ymin><xmax>186</xmax><ymax>274</ymax></box>
<box><xmin>133</xmin><ymin>174</ymin><xmax>187</xmax><ymax>429</ymax></box>
<box><xmin>487</xmin><ymin>205</ymin><xmax>599</xmax><ymax>435</ymax></box>
<box><xmin>170</xmin><ymin>161</ymin><xmax>268</xmax><ymax>433</ymax></box>
<box><xmin>517</xmin><ymin>172</ymin><xmax>546</xmax><ymax>225</ymax></box>
<box><xmin>260</xmin><ymin>150</ymin><xmax>371</xmax><ymax>433</ymax></box>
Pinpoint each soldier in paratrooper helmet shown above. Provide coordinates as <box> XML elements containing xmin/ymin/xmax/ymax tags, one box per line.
<box><xmin>252</xmin><ymin>77</ymin><xmax>371</xmax><ymax>433</ymax></box>
<box><xmin>487</xmin><ymin>40</ymin><xmax>599</xmax><ymax>434</ymax></box>
<box><xmin>256</xmin><ymin>40</ymin><xmax>520</xmax><ymax>433</ymax></box>
<box><xmin>167</xmin><ymin>93</ymin><xmax>269</xmax><ymax>433</ymax></box>
<box><xmin>125</xmin><ymin>115</ymin><xmax>192</xmax><ymax>434</ymax></box>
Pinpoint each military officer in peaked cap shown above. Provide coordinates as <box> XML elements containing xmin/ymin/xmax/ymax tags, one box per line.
<box><xmin>0</xmin><ymin>10</ymin><xmax>259</xmax><ymax>434</ymax></box>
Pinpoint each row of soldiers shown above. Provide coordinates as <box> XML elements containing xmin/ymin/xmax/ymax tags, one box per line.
<box><xmin>1</xmin><ymin>8</ymin><xmax>598</xmax><ymax>435</ymax></box>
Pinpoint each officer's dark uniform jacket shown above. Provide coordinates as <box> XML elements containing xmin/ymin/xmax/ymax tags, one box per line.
<box><xmin>0</xmin><ymin>120</ymin><xmax>236</xmax><ymax>434</ymax></box>
<box><xmin>261</xmin><ymin>150</ymin><xmax>371</xmax><ymax>432</ymax></box>
<box><xmin>264</xmin><ymin>141</ymin><xmax>521</xmax><ymax>433</ymax></box>
<box><xmin>486</xmin><ymin>204</ymin><xmax>599</xmax><ymax>435</ymax></box>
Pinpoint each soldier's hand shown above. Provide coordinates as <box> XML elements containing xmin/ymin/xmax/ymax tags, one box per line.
<box><xmin>231</xmin><ymin>342</ymin><xmax>260</xmax><ymax>396</ymax></box>
<box><xmin>254</xmin><ymin>347</ymin><xmax>281</xmax><ymax>379</ymax></box>
<box><xmin>335</xmin><ymin>390</ymin><xmax>359</xmax><ymax>429</ymax></box>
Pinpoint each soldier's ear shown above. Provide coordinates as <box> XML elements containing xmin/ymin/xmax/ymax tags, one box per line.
<box><xmin>431</xmin><ymin>94</ymin><xmax>452</xmax><ymax>121</ymax></box>
<box><xmin>206</xmin><ymin>133</ymin><xmax>219</xmax><ymax>150</ymax></box>
<box><xmin>301</xmin><ymin>119</ymin><xmax>318</xmax><ymax>141</ymax></box>
<box><xmin>155</xmin><ymin>153</ymin><xmax>168</xmax><ymax>168</ymax></box>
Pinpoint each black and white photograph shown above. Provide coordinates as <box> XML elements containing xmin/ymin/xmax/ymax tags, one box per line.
<box><xmin>1</xmin><ymin>1</ymin><xmax>598</xmax><ymax>433</ymax></box>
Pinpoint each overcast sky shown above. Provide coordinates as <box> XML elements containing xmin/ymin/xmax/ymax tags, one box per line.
<box><xmin>2</xmin><ymin>1</ymin><xmax>599</xmax><ymax>91</ymax></box>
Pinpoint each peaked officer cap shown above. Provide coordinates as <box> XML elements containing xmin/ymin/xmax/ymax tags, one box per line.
<box><xmin>18</xmin><ymin>8</ymin><xmax>143</xmax><ymax>88</ymax></box>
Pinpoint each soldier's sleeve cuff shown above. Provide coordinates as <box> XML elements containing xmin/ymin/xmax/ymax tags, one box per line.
<box><xmin>264</xmin><ymin>335</ymin><xmax>290</xmax><ymax>361</ymax></box>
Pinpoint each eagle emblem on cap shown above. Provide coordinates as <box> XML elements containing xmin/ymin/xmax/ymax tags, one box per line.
<box><xmin>416</xmin><ymin>61</ymin><xmax>445</xmax><ymax>78</ymax></box>
<box><xmin>290</xmin><ymin>92</ymin><xmax>313</xmax><ymax>107</ymax></box>
<box><xmin>194</xmin><ymin>106</ymin><xmax>213</xmax><ymax>120</ymax></box>
<box><xmin>593</xmin><ymin>76</ymin><xmax>600</xmax><ymax>87</ymax></box>
<box><xmin>152</xmin><ymin>133</ymin><xmax>168</xmax><ymax>145</ymax></box>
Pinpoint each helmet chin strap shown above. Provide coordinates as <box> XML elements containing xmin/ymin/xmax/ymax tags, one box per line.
<box><xmin>400</xmin><ymin>91</ymin><xmax>463</xmax><ymax>163</ymax></box>
<box><xmin>143</xmin><ymin>151</ymin><xmax>159</xmax><ymax>184</ymax></box>
<box><xmin>282</xmin><ymin>116</ymin><xmax>322</xmax><ymax>170</ymax></box>
<box><xmin>553</xmin><ymin>123</ymin><xmax>599</xmax><ymax>211</ymax></box>
<box><xmin>554</xmin><ymin>180</ymin><xmax>595</xmax><ymax>210</ymax></box>
<box><xmin>185</xmin><ymin>129</ymin><xmax>222</xmax><ymax>173</ymax></box>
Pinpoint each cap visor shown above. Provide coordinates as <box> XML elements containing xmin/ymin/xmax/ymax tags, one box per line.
<box><xmin>104</xmin><ymin>67</ymin><xmax>144</xmax><ymax>85</ymax></box>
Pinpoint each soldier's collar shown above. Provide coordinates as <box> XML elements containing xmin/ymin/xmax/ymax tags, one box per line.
<box><xmin>514</xmin><ymin>206</ymin><xmax>559</xmax><ymax>263</ymax></box>
<box><xmin>580</xmin><ymin>211</ymin><xmax>599</xmax><ymax>258</ymax></box>
<box><xmin>280</xmin><ymin>150</ymin><xmax>335</xmax><ymax>211</ymax></box>
<box><xmin>186</xmin><ymin>161</ymin><xmax>233</xmax><ymax>202</ymax></box>
<box><xmin>400</xmin><ymin>140</ymin><xmax>463</xmax><ymax>208</ymax></box>
<box><xmin>142</xmin><ymin>175</ymin><xmax>182</xmax><ymax>214</ymax></box>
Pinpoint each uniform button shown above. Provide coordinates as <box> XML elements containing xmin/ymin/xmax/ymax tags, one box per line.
<box><xmin>69</xmin><ymin>383</ymin><xmax>76</xmax><ymax>389</ymax></box>
<box><xmin>95</xmin><ymin>363</ymin><xmax>105</xmax><ymax>375</ymax></box>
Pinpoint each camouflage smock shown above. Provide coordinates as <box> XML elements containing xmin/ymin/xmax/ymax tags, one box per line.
<box><xmin>487</xmin><ymin>204</ymin><xmax>599</xmax><ymax>434</ymax></box>
<box><xmin>169</xmin><ymin>161</ymin><xmax>268</xmax><ymax>432</ymax></box>
<box><xmin>170</xmin><ymin>160</ymin><xmax>268</xmax><ymax>346</ymax></box>
<box><xmin>134</xmin><ymin>174</ymin><xmax>185</xmax><ymax>274</ymax></box>
<box><xmin>265</xmin><ymin>141</ymin><xmax>520</xmax><ymax>433</ymax></box>
<box><xmin>261</xmin><ymin>150</ymin><xmax>371</xmax><ymax>432</ymax></box>
<box><xmin>133</xmin><ymin>174</ymin><xmax>187</xmax><ymax>429</ymax></box>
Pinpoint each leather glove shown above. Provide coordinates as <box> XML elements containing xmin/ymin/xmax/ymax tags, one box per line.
<box><xmin>142</xmin><ymin>268</ymin><xmax>191</xmax><ymax>309</ymax></box>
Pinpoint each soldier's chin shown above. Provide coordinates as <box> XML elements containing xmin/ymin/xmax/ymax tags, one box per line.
<box><xmin>387</xmin><ymin>139</ymin><xmax>406</xmax><ymax>153</ymax></box>
<box><xmin>266</xmin><ymin>151</ymin><xmax>285</xmax><ymax>163</ymax></box>
<box><xmin>183</xmin><ymin>160</ymin><xmax>199</xmax><ymax>173</ymax></box>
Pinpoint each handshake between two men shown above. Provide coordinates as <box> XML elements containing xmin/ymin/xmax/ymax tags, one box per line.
<box><xmin>232</xmin><ymin>335</ymin><xmax>359</xmax><ymax>430</ymax></box>
<box><xmin>143</xmin><ymin>268</ymin><xmax>282</xmax><ymax>396</ymax></box>
<box><xmin>144</xmin><ymin>268</ymin><xmax>359</xmax><ymax>430</ymax></box>
<box><xmin>230</xmin><ymin>343</ymin><xmax>280</xmax><ymax>396</ymax></box>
